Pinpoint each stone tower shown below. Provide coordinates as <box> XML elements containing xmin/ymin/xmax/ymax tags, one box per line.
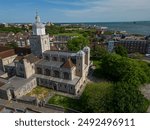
<box><xmin>83</xmin><ymin>46</ymin><xmax>90</xmax><ymax>66</ymax></box>
<box><xmin>76</xmin><ymin>50</ymin><xmax>85</xmax><ymax>77</ymax></box>
<box><xmin>30</xmin><ymin>12</ymin><xmax>50</xmax><ymax>57</ymax></box>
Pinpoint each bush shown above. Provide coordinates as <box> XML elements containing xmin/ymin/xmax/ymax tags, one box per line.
<box><xmin>80</xmin><ymin>82</ymin><xmax>113</xmax><ymax>112</ymax></box>
<box><xmin>112</xmin><ymin>82</ymin><xmax>149</xmax><ymax>113</ymax></box>
<box><xmin>101</xmin><ymin>53</ymin><xmax>149</xmax><ymax>86</ymax></box>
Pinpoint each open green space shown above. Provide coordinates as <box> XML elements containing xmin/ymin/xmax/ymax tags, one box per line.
<box><xmin>48</xmin><ymin>82</ymin><xmax>113</xmax><ymax>112</ymax></box>
<box><xmin>48</xmin><ymin>94</ymin><xmax>81</xmax><ymax>111</ymax></box>
<box><xmin>0</xmin><ymin>26</ymin><xmax>28</xmax><ymax>33</ymax></box>
<box><xmin>53</xmin><ymin>33</ymin><xmax>82</xmax><ymax>37</ymax></box>
<box><xmin>27</xmin><ymin>86</ymin><xmax>52</xmax><ymax>100</ymax></box>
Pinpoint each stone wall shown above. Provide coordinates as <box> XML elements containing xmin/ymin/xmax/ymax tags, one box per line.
<box><xmin>24</xmin><ymin>59</ymin><xmax>36</xmax><ymax>79</ymax></box>
<box><xmin>37</xmin><ymin>77</ymin><xmax>75</xmax><ymax>94</ymax></box>
<box><xmin>0</xmin><ymin>55</ymin><xmax>17</xmax><ymax>71</ymax></box>
<box><xmin>36</xmin><ymin>65</ymin><xmax>75</xmax><ymax>81</ymax></box>
<box><xmin>14</xmin><ymin>77</ymin><xmax>37</xmax><ymax>99</ymax></box>
<box><xmin>15</xmin><ymin>61</ymin><xmax>25</xmax><ymax>78</ymax></box>
<box><xmin>30</xmin><ymin>35</ymin><xmax>50</xmax><ymax>57</ymax></box>
<box><xmin>0</xmin><ymin>77</ymin><xmax>37</xmax><ymax>100</ymax></box>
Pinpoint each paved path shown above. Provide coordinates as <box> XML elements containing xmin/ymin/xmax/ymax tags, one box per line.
<box><xmin>0</xmin><ymin>98</ymin><xmax>64</xmax><ymax>113</ymax></box>
<box><xmin>140</xmin><ymin>84</ymin><xmax>150</xmax><ymax>113</ymax></box>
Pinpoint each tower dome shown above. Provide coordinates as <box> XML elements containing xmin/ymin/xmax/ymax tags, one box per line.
<box><xmin>83</xmin><ymin>46</ymin><xmax>90</xmax><ymax>52</ymax></box>
<box><xmin>77</xmin><ymin>50</ymin><xmax>85</xmax><ymax>56</ymax></box>
<box><xmin>32</xmin><ymin>11</ymin><xmax>46</xmax><ymax>35</ymax></box>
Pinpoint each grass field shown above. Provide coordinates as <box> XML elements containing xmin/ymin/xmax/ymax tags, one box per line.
<box><xmin>48</xmin><ymin>94</ymin><xmax>81</xmax><ymax>111</ymax></box>
<box><xmin>27</xmin><ymin>86</ymin><xmax>52</xmax><ymax>100</ymax></box>
<box><xmin>54</xmin><ymin>33</ymin><xmax>82</xmax><ymax>37</ymax></box>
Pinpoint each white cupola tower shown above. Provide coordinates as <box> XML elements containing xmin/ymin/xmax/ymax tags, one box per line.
<box><xmin>30</xmin><ymin>12</ymin><xmax>50</xmax><ymax>57</ymax></box>
<box><xmin>32</xmin><ymin>12</ymin><xmax>46</xmax><ymax>36</ymax></box>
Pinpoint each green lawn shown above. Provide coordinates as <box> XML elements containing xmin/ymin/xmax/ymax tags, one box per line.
<box><xmin>48</xmin><ymin>95</ymin><xmax>81</xmax><ymax>111</ymax></box>
<box><xmin>48</xmin><ymin>82</ymin><xmax>112</xmax><ymax>112</ymax></box>
<box><xmin>54</xmin><ymin>33</ymin><xmax>82</xmax><ymax>37</ymax></box>
<box><xmin>27</xmin><ymin>86</ymin><xmax>52</xmax><ymax>100</ymax></box>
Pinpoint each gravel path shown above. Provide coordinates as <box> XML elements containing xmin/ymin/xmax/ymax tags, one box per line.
<box><xmin>141</xmin><ymin>84</ymin><xmax>150</xmax><ymax>113</ymax></box>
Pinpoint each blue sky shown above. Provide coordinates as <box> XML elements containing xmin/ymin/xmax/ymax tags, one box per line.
<box><xmin>0</xmin><ymin>0</ymin><xmax>150</xmax><ymax>23</ymax></box>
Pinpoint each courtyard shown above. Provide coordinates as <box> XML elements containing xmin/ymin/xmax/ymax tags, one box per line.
<box><xmin>27</xmin><ymin>86</ymin><xmax>54</xmax><ymax>100</ymax></box>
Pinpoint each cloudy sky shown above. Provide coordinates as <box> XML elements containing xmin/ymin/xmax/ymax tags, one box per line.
<box><xmin>0</xmin><ymin>0</ymin><xmax>150</xmax><ymax>23</ymax></box>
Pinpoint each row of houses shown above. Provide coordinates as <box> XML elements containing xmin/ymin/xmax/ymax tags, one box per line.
<box><xmin>0</xmin><ymin>32</ymin><xmax>30</xmax><ymax>47</ymax></box>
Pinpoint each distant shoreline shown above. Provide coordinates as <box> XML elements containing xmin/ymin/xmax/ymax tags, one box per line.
<box><xmin>1</xmin><ymin>21</ymin><xmax>150</xmax><ymax>35</ymax></box>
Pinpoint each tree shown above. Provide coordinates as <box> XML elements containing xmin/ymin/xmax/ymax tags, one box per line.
<box><xmin>101</xmin><ymin>53</ymin><xmax>148</xmax><ymax>86</ymax></box>
<box><xmin>112</xmin><ymin>82</ymin><xmax>149</xmax><ymax>113</ymax></box>
<box><xmin>80</xmin><ymin>82</ymin><xmax>113</xmax><ymax>113</ymax></box>
<box><xmin>91</xmin><ymin>46</ymin><xmax>108</xmax><ymax>60</ymax></box>
<box><xmin>6</xmin><ymin>42</ymin><xmax>18</xmax><ymax>49</ymax></box>
<box><xmin>115</xmin><ymin>45</ymin><xmax>128</xmax><ymax>57</ymax></box>
<box><xmin>67</xmin><ymin>36</ymin><xmax>89</xmax><ymax>52</ymax></box>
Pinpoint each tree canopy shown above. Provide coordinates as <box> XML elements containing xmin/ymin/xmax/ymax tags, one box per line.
<box><xmin>67</xmin><ymin>36</ymin><xmax>89</xmax><ymax>52</ymax></box>
<box><xmin>90</xmin><ymin>53</ymin><xmax>150</xmax><ymax>112</ymax></box>
<box><xmin>80</xmin><ymin>82</ymin><xmax>113</xmax><ymax>113</ymax></box>
<box><xmin>101</xmin><ymin>53</ymin><xmax>149</xmax><ymax>86</ymax></box>
<box><xmin>112</xmin><ymin>82</ymin><xmax>149</xmax><ymax>113</ymax></box>
<box><xmin>114</xmin><ymin>45</ymin><xmax>128</xmax><ymax>57</ymax></box>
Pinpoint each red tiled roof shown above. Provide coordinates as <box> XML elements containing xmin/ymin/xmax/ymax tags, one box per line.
<box><xmin>0</xmin><ymin>46</ymin><xmax>11</xmax><ymax>52</ymax></box>
<box><xmin>62</xmin><ymin>58</ymin><xmax>75</xmax><ymax>69</ymax></box>
<box><xmin>0</xmin><ymin>47</ymin><xmax>16</xmax><ymax>59</ymax></box>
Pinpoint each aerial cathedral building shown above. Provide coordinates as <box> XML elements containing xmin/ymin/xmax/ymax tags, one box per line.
<box><xmin>30</xmin><ymin>13</ymin><xmax>91</xmax><ymax>95</ymax></box>
<box><xmin>0</xmin><ymin>13</ymin><xmax>91</xmax><ymax>100</ymax></box>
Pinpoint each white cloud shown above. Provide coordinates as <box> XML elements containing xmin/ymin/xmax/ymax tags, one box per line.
<box><xmin>40</xmin><ymin>0</ymin><xmax>150</xmax><ymax>22</ymax></box>
<box><xmin>55</xmin><ymin>0</ymin><xmax>150</xmax><ymax>22</ymax></box>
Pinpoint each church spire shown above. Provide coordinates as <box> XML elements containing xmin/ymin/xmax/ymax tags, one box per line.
<box><xmin>35</xmin><ymin>10</ymin><xmax>41</xmax><ymax>23</ymax></box>
<box><xmin>32</xmin><ymin>11</ymin><xmax>46</xmax><ymax>35</ymax></box>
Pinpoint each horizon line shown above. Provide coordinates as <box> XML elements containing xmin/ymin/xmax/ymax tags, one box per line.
<box><xmin>0</xmin><ymin>20</ymin><xmax>150</xmax><ymax>24</ymax></box>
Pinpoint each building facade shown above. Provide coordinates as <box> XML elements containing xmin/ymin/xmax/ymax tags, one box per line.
<box><xmin>107</xmin><ymin>39</ymin><xmax>150</xmax><ymax>54</ymax></box>
<box><xmin>0</xmin><ymin>47</ymin><xmax>17</xmax><ymax>71</ymax></box>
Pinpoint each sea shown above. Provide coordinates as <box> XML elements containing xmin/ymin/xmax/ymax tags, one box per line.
<box><xmin>63</xmin><ymin>21</ymin><xmax>150</xmax><ymax>36</ymax></box>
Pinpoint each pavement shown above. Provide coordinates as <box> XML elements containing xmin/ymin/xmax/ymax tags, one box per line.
<box><xmin>0</xmin><ymin>98</ymin><xmax>64</xmax><ymax>113</ymax></box>
<box><xmin>140</xmin><ymin>84</ymin><xmax>150</xmax><ymax>113</ymax></box>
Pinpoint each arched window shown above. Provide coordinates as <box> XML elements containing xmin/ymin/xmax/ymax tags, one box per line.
<box><xmin>37</xmin><ymin>67</ymin><xmax>42</xmax><ymax>74</ymax></box>
<box><xmin>45</xmin><ymin>69</ymin><xmax>50</xmax><ymax>76</ymax></box>
<box><xmin>64</xmin><ymin>72</ymin><xmax>69</xmax><ymax>80</ymax></box>
<box><xmin>45</xmin><ymin>55</ymin><xmax>49</xmax><ymax>60</ymax></box>
<box><xmin>52</xmin><ymin>57</ymin><xmax>57</xmax><ymax>61</ymax></box>
<box><xmin>53</xmin><ymin>70</ymin><xmax>60</xmax><ymax>78</ymax></box>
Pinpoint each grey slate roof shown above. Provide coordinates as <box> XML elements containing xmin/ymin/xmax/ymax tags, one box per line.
<box><xmin>36</xmin><ymin>60</ymin><xmax>64</xmax><ymax>68</ymax></box>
